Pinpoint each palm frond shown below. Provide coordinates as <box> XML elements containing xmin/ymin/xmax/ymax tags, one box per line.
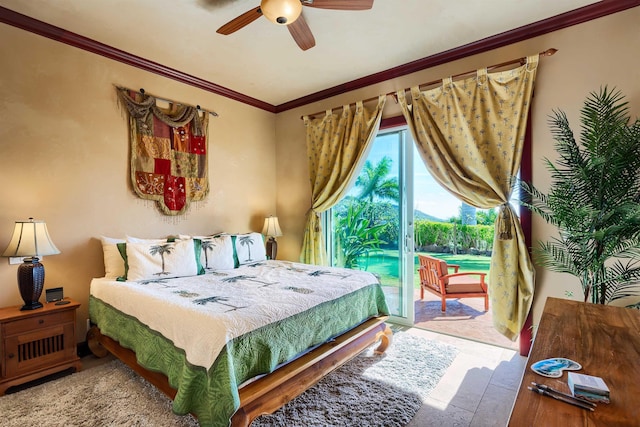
<box><xmin>522</xmin><ymin>87</ymin><xmax>640</xmax><ymax>304</ymax></box>
<box><xmin>534</xmin><ymin>239</ymin><xmax>583</xmax><ymax>278</ymax></box>
<box><xmin>600</xmin><ymin>259</ymin><xmax>640</xmax><ymax>303</ymax></box>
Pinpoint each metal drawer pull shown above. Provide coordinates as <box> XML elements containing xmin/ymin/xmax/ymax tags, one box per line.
<box><xmin>39</xmin><ymin>319</ymin><xmax>45</xmax><ymax>324</ymax></box>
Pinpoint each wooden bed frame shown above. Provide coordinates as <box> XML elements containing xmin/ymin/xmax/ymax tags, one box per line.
<box><xmin>87</xmin><ymin>316</ymin><xmax>392</xmax><ymax>426</ymax></box>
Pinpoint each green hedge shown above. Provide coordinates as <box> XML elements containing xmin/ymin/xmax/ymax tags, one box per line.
<box><xmin>414</xmin><ymin>220</ymin><xmax>494</xmax><ymax>252</ymax></box>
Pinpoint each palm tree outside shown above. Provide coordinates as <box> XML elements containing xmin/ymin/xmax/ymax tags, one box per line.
<box><xmin>331</xmin><ymin>146</ymin><xmax>494</xmax><ymax>281</ymax></box>
<box><xmin>355</xmin><ymin>156</ymin><xmax>400</xmax><ymax>203</ymax></box>
<box><xmin>332</xmin><ymin>156</ymin><xmax>400</xmax><ymax>268</ymax></box>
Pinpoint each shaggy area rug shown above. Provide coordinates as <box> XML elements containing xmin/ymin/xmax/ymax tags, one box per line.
<box><xmin>0</xmin><ymin>332</ymin><xmax>457</xmax><ymax>427</ymax></box>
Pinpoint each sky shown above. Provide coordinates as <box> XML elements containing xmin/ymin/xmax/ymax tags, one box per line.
<box><xmin>413</xmin><ymin>168</ymin><xmax>461</xmax><ymax>220</ymax></box>
<box><xmin>357</xmin><ymin>131</ymin><xmax>462</xmax><ymax>220</ymax></box>
<box><xmin>349</xmin><ymin>129</ymin><xmax>521</xmax><ymax>220</ymax></box>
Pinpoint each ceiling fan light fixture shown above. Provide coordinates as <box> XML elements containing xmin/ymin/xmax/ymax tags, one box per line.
<box><xmin>261</xmin><ymin>0</ymin><xmax>302</xmax><ymax>25</ymax></box>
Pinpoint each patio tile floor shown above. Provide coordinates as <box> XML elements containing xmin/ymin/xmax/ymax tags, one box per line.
<box><xmin>413</xmin><ymin>290</ymin><xmax>519</xmax><ymax>350</ymax></box>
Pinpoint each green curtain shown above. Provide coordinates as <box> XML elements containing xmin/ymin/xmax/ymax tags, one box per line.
<box><xmin>398</xmin><ymin>56</ymin><xmax>539</xmax><ymax>340</ymax></box>
<box><xmin>300</xmin><ymin>96</ymin><xmax>386</xmax><ymax>265</ymax></box>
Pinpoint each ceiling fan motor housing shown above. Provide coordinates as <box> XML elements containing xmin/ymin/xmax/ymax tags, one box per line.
<box><xmin>261</xmin><ymin>0</ymin><xmax>303</xmax><ymax>25</ymax></box>
<box><xmin>217</xmin><ymin>0</ymin><xmax>373</xmax><ymax>51</ymax></box>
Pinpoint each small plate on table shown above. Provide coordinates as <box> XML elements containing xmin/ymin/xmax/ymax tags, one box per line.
<box><xmin>531</xmin><ymin>358</ymin><xmax>581</xmax><ymax>378</ymax></box>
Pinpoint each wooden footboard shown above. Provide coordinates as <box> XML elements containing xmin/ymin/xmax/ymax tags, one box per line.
<box><xmin>87</xmin><ymin>316</ymin><xmax>392</xmax><ymax>427</ymax></box>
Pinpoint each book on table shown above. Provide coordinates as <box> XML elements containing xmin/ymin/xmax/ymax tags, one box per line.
<box><xmin>568</xmin><ymin>372</ymin><xmax>610</xmax><ymax>404</ymax></box>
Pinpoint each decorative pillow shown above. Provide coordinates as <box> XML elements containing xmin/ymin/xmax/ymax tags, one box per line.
<box><xmin>116</xmin><ymin>242</ymin><xmax>129</xmax><ymax>281</ymax></box>
<box><xmin>125</xmin><ymin>239</ymin><xmax>200</xmax><ymax>282</ymax></box>
<box><xmin>198</xmin><ymin>235</ymin><xmax>235</xmax><ymax>271</ymax></box>
<box><xmin>233</xmin><ymin>232</ymin><xmax>266</xmax><ymax>266</ymax></box>
<box><xmin>178</xmin><ymin>234</ymin><xmax>234</xmax><ymax>271</ymax></box>
<box><xmin>126</xmin><ymin>235</ymin><xmax>168</xmax><ymax>244</ymax></box>
<box><xmin>100</xmin><ymin>236</ymin><xmax>126</xmax><ymax>279</ymax></box>
<box><xmin>116</xmin><ymin>236</ymin><xmax>181</xmax><ymax>280</ymax></box>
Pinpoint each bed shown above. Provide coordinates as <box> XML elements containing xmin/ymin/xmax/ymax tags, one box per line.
<box><xmin>88</xmin><ymin>235</ymin><xmax>391</xmax><ymax>427</ymax></box>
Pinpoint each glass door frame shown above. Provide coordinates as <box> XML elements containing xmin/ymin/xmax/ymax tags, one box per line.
<box><xmin>322</xmin><ymin>125</ymin><xmax>415</xmax><ymax>326</ymax></box>
<box><xmin>323</xmin><ymin>116</ymin><xmax>534</xmax><ymax>354</ymax></box>
<box><xmin>389</xmin><ymin>126</ymin><xmax>415</xmax><ymax>326</ymax></box>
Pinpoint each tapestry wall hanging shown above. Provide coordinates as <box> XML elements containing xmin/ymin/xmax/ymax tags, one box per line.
<box><xmin>116</xmin><ymin>87</ymin><xmax>210</xmax><ymax>215</ymax></box>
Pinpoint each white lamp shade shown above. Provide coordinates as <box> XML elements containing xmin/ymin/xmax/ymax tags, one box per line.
<box><xmin>2</xmin><ymin>219</ymin><xmax>60</xmax><ymax>258</ymax></box>
<box><xmin>260</xmin><ymin>0</ymin><xmax>302</xmax><ymax>25</ymax></box>
<box><xmin>262</xmin><ymin>216</ymin><xmax>283</xmax><ymax>237</ymax></box>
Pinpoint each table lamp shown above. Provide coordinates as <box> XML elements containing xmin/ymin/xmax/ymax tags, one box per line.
<box><xmin>2</xmin><ymin>218</ymin><xmax>60</xmax><ymax>310</ymax></box>
<box><xmin>262</xmin><ymin>216</ymin><xmax>283</xmax><ymax>260</ymax></box>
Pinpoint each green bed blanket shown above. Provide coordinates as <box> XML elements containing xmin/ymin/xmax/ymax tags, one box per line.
<box><xmin>89</xmin><ymin>277</ymin><xmax>388</xmax><ymax>426</ymax></box>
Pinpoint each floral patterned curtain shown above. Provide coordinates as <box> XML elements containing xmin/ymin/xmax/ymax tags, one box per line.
<box><xmin>300</xmin><ymin>96</ymin><xmax>386</xmax><ymax>265</ymax></box>
<box><xmin>397</xmin><ymin>56</ymin><xmax>539</xmax><ymax>340</ymax></box>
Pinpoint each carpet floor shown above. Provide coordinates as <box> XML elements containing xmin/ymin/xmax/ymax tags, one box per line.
<box><xmin>0</xmin><ymin>332</ymin><xmax>457</xmax><ymax>427</ymax></box>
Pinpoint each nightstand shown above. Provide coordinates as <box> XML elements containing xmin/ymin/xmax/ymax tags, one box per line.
<box><xmin>0</xmin><ymin>299</ymin><xmax>82</xmax><ymax>395</ymax></box>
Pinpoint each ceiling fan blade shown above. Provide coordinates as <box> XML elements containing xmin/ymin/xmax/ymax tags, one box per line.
<box><xmin>216</xmin><ymin>6</ymin><xmax>262</xmax><ymax>35</ymax></box>
<box><xmin>288</xmin><ymin>14</ymin><xmax>316</xmax><ymax>51</ymax></box>
<box><xmin>302</xmin><ymin>0</ymin><xmax>373</xmax><ymax>10</ymax></box>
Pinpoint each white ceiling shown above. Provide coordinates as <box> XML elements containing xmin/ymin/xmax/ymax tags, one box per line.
<box><xmin>1</xmin><ymin>0</ymin><xmax>600</xmax><ymax>106</ymax></box>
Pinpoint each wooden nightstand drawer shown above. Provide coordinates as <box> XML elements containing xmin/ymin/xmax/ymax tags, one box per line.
<box><xmin>3</xmin><ymin>311</ymin><xmax>75</xmax><ymax>336</ymax></box>
<box><xmin>4</xmin><ymin>323</ymin><xmax>75</xmax><ymax>377</ymax></box>
<box><xmin>0</xmin><ymin>300</ymin><xmax>82</xmax><ymax>395</ymax></box>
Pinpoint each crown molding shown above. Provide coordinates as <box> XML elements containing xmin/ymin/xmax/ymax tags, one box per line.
<box><xmin>276</xmin><ymin>0</ymin><xmax>640</xmax><ymax>112</ymax></box>
<box><xmin>1</xmin><ymin>1</ymin><xmax>638</xmax><ymax>114</ymax></box>
<box><xmin>0</xmin><ymin>6</ymin><xmax>276</xmax><ymax>113</ymax></box>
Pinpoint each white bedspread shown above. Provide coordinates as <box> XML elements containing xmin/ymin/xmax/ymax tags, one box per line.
<box><xmin>90</xmin><ymin>260</ymin><xmax>379</xmax><ymax>369</ymax></box>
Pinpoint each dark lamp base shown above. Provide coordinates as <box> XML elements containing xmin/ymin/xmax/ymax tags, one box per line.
<box><xmin>17</xmin><ymin>258</ymin><xmax>45</xmax><ymax>311</ymax></box>
<box><xmin>21</xmin><ymin>301</ymin><xmax>44</xmax><ymax>311</ymax></box>
<box><xmin>266</xmin><ymin>237</ymin><xmax>278</xmax><ymax>260</ymax></box>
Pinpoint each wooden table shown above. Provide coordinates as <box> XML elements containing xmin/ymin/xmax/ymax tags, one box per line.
<box><xmin>508</xmin><ymin>297</ymin><xmax>640</xmax><ymax>426</ymax></box>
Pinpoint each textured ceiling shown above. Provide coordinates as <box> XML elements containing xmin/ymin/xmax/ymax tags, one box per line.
<box><xmin>1</xmin><ymin>0</ymin><xmax>601</xmax><ymax>106</ymax></box>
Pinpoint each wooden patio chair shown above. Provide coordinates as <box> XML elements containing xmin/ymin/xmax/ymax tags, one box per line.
<box><xmin>417</xmin><ymin>254</ymin><xmax>489</xmax><ymax>312</ymax></box>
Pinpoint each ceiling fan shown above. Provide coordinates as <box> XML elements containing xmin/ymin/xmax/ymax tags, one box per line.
<box><xmin>216</xmin><ymin>0</ymin><xmax>374</xmax><ymax>51</ymax></box>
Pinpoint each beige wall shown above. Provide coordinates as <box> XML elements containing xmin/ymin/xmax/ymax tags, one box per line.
<box><xmin>275</xmin><ymin>7</ymin><xmax>640</xmax><ymax>327</ymax></box>
<box><xmin>1</xmin><ymin>7</ymin><xmax>638</xmax><ymax>342</ymax></box>
<box><xmin>0</xmin><ymin>25</ymin><xmax>277</xmax><ymax>338</ymax></box>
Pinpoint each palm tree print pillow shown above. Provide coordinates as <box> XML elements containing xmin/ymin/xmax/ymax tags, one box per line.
<box><xmin>126</xmin><ymin>239</ymin><xmax>199</xmax><ymax>281</ymax></box>
<box><xmin>233</xmin><ymin>232</ymin><xmax>266</xmax><ymax>266</ymax></box>
<box><xmin>199</xmin><ymin>235</ymin><xmax>235</xmax><ymax>271</ymax></box>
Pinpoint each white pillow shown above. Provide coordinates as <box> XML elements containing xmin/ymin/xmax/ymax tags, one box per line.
<box><xmin>100</xmin><ymin>236</ymin><xmax>125</xmax><ymax>279</ymax></box>
<box><xmin>126</xmin><ymin>239</ymin><xmax>198</xmax><ymax>281</ymax></box>
<box><xmin>178</xmin><ymin>234</ymin><xmax>235</xmax><ymax>271</ymax></box>
<box><xmin>200</xmin><ymin>235</ymin><xmax>235</xmax><ymax>270</ymax></box>
<box><xmin>234</xmin><ymin>232</ymin><xmax>266</xmax><ymax>266</ymax></box>
<box><xmin>126</xmin><ymin>235</ymin><xmax>167</xmax><ymax>244</ymax></box>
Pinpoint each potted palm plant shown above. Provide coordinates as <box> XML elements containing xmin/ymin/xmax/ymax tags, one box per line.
<box><xmin>521</xmin><ymin>87</ymin><xmax>640</xmax><ymax>305</ymax></box>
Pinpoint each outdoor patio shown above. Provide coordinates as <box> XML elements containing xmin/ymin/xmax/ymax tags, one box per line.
<box><xmin>413</xmin><ymin>290</ymin><xmax>519</xmax><ymax>350</ymax></box>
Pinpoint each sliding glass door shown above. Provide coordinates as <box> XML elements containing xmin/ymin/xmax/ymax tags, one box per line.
<box><xmin>327</xmin><ymin>127</ymin><xmax>414</xmax><ymax>325</ymax></box>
